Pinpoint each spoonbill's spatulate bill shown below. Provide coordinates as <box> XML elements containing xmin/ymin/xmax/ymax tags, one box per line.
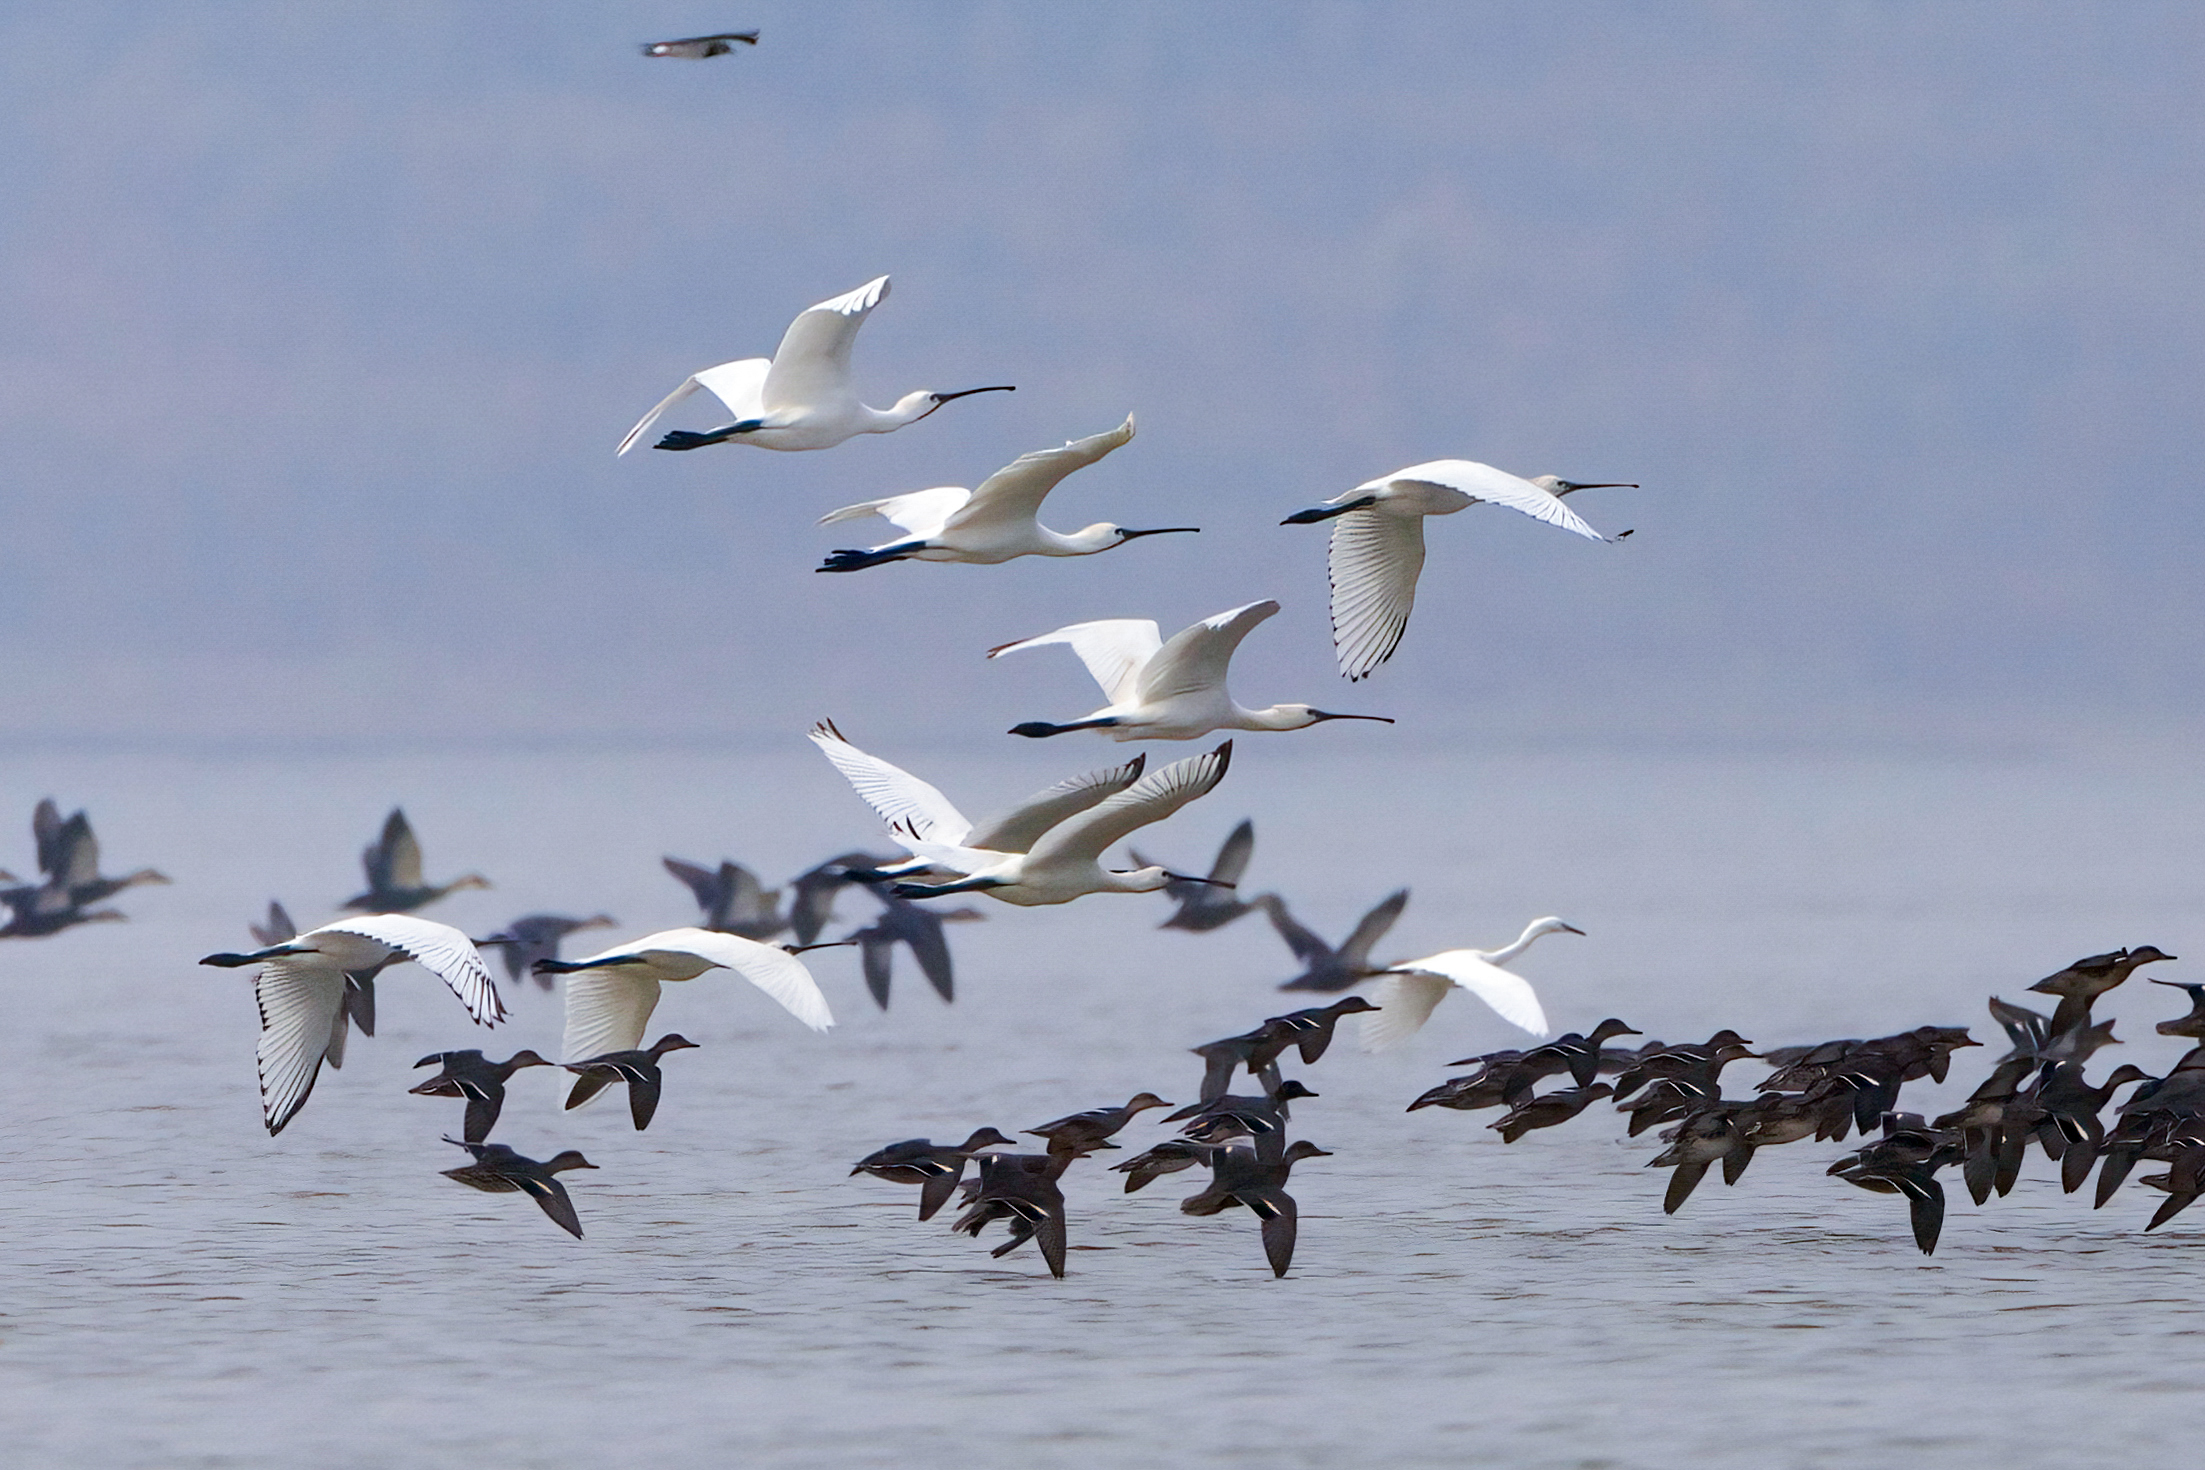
<box><xmin>808</xmin><ymin>718</ymin><xmax>1147</xmax><ymax>881</ymax></box>
<box><xmin>199</xmin><ymin>914</ymin><xmax>505</xmax><ymax>1135</ymax></box>
<box><xmin>987</xmin><ymin>599</ymin><xmax>1394</xmax><ymax>741</ymax></box>
<box><xmin>616</xmin><ymin>276</ymin><xmax>1013</xmax><ymax>455</ymax></box>
<box><xmin>641</xmin><ymin>31</ymin><xmax>758</xmax><ymax>58</ymax></box>
<box><xmin>889</xmin><ymin>742</ymin><xmax>1236</xmax><ymax>906</ymax></box>
<box><xmin>1282</xmin><ymin>462</ymin><xmax>1637</xmax><ymax>681</ymax></box>
<box><xmin>534</xmin><ymin>927</ymin><xmax>833</xmax><ymax>1065</ymax></box>
<box><xmin>1358</xmin><ymin>918</ymin><xmax>1583</xmax><ymax>1052</ymax></box>
<box><xmin>815</xmin><ymin>416</ymin><xmax>1198</xmax><ymax>571</ymax></box>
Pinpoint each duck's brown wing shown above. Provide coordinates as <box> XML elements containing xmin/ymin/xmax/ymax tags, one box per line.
<box><xmin>1033</xmin><ymin>1203</ymin><xmax>1067</xmax><ymax>1279</ymax></box>
<box><xmin>862</xmin><ymin>933</ymin><xmax>894</xmax><ymax>1010</ymax></box>
<box><xmin>1248</xmin><ymin>1189</ymin><xmax>1297</xmax><ymax>1276</ymax></box>
<box><xmin>627</xmin><ymin>1066</ymin><xmax>664</xmax><ymax>1131</ymax></box>
<box><xmin>462</xmin><ymin>1092</ymin><xmax>502</xmax><ymax>1144</ymax></box>
<box><xmin>515</xmin><ymin>1175</ymin><xmax>584</xmax><ymax>1238</ymax></box>
<box><xmin>917</xmin><ymin>1162</ymin><xmax>967</xmax><ymax>1222</ymax></box>
<box><xmin>1663</xmin><ymin>1161</ymin><xmax>1710</xmax><ymax>1215</ymax></box>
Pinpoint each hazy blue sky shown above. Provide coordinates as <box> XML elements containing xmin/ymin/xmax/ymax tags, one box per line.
<box><xmin>4</xmin><ymin>2</ymin><xmax>2202</xmax><ymax>748</ymax></box>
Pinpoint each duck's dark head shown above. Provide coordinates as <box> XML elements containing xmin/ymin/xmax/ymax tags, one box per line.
<box><xmin>1271</xmin><ymin>1080</ymin><xmax>1320</xmax><ymax>1102</ymax></box>
<box><xmin>649</xmin><ymin>1033</ymin><xmax>702</xmax><ymax>1056</ymax></box>
<box><xmin>544</xmin><ymin>1151</ymin><xmax>597</xmax><ymax>1173</ymax></box>
<box><xmin>960</xmin><ymin>1127</ymin><xmax>1019</xmax><ymax>1151</ymax></box>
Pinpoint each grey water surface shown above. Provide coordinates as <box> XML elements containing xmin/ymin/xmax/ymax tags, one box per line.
<box><xmin>0</xmin><ymin>737</ymin><xmax>2198</xmax><ymax>1468</ymax></box>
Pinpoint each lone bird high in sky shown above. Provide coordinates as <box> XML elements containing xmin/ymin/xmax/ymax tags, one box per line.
<box><xmin>640</xmin><ymin>31</ymin><xmax>758</xmax><ymax>58</ymax></box>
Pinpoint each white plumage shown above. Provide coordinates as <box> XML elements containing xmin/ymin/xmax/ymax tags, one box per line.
<box><xmin>225</xmin><ymin>914</ymin><xmax>502</xmax><ymax>1136</ymax></box>
<box><xmin>616</xmin><ymin>276</ymin><xmax>1011</xmax><ymax>455</ymax></box>
<box><xmin>808</xmin><ymin>720</ymin><xmax>1146</xmax><ymax>880</ymax></box>
<box><xmin>1285</xmin><ymin>462</ymin><xmax>1636</xmax><ymax>681</ymax></box>
<box><xmin>553</xmin><ymin>927</ymin><xmax>833</xmax><ymax>1064</ymax></box>
<box><xmin>890</xmin><ymin>743</ymin><xmax>1235</xmax><ymax>906</ymax></box>
<box><xmin>1358</xmin><ymin>917</ymin><xmax>1584</xmax><ymax>1052</ymax></box>
<box><xmin>987</xmin><ymin>599</ymin><xmax>1393</xmax><ymax>741</ymax></box>
<box><xmin>816</xmin><ymin>417</ymin><xmax>1198</xmax><ymax>571</ymax></box>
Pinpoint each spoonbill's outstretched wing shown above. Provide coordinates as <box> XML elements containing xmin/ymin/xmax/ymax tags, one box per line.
<box><xmin>942</xmin><ymin>417</ymin><xmax>1136</xmax><ymax>535</ymax></box>
<box><xmin>254</xmin><ymin>958</ymin><xmax>347</xmax><ymax>1135</ymax></box>
<box><xmin>1361</xmin><ymin>950</ymin><xmax>1549</xmax><ymax>1053</ymax></box>
<box><xmin>256</xmin><ymin>915</ymin><xmax>500</xmax><ymax>1134</ymax></box>
<box><xmin>1024</xmin><ymin>743</ymin><xmax>1233</xmax><ymax>869</ymax></box>
<box><xmin>670</xmin><ymin>930</ymin><xmax>834</xmax><ymax>1032</ymax></box>
<box><xmin>988</xmin><ymin>619</ymin><xmax>1163</xmax><ymax>708</ymax></box>
<box><xmin>1357</xmin><ymin>972</ymin><xmax>1451</xmax><ymax>1053</ymax></box>
<box><xmin>1393</xmin><ymin>462</ymin><xmax>1604</xmax><ymax>541</ymax></box>
<box><xmin>1327</xmin><ymin>508</ymin><xmax>1428</xmax><ymax>682</ymax></box>
<box><xmin>966</xmin><ymin>754</ymin><xmax>1149</xmax><ymax>854</ymax></box>
<box><xmin>1136</xmin><ymin>600</ymin><xmax>1280</xmax><ymax>707</ymax></box>
<box><xmin>320</xmin><ymin>915</ymin><xmax>503</xmax><ymax>1025</ymax></box>
<box><xmin>817</xmin><ymin>485</ymin><xmax>972</xmax><ymax>536</ymax></box>
<box><xmin>809</xmin><ymin>721</ymin><xmax>972</xmax><ymax>846</ymax></box>
<box><xmin>761</xmin><ymin>276</ymin><xmax>889</xmax><ymax>414</ymax></box>
<box><xmin>558</xmin><ymin>967</ymin><xmax>663</xmax><ymax>1068</ymax></box>
<box><xmin>557</xmin><ymin>928</ymin><xmax>831</xmax><ymax>1064</ymax></box>
<box><xmin>616</xmin><ymin>358</ymin><xmax>770</xmax><ymax>455</ymax></box>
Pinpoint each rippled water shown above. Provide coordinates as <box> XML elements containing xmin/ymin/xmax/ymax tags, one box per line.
<box><xmin>1</xmin><ymin>737</ymin><xmax>2200</xmax><ymax>1467</ymax></box>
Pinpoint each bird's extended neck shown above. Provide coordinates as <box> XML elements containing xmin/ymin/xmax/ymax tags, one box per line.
<box><xmin>1234</xmin><ymin>705</ymin><xmax>1313</xmax><ymax>732</ymax></box>
<box><xmin>1101</xmin><ymin>865</ymin><xmax>1175</xmax><ymax>895</ymax></box>
<box><xmin>1485</xmin><ymin>919</ymin><xmax>1566</xmax><ymax>967</ymax></box>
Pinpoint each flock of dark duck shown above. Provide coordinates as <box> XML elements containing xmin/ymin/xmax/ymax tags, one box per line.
<box><xmin>7</xmin><ymin>785</ymin><xmax>2197</xmax><ymax>1271</ymax></box>
<box><xmin>14</xmin><ymin>31</ymin><xmax>2197</xmax><ymax>1275</ymax></box>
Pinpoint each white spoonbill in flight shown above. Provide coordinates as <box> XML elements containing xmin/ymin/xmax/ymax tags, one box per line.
<box><xmin>889</xmin><ymin>742</ymin><xmax>1236</xmax><ymax>906</ymax></box>
<box><xmin>199</xmin><ymin>914</ymin><xmax>504</xmax><ymax>1135</ymax></box>
<box><xmin>988</xmin><ymin>599</ymin><xmax>1392</xmax><ymax>740</ymax></box>
<box><xmin>814</xmin><ymin>416</ymin><xmax>1198</xmax><ymax>572</ymax></box>
<box><xmin>1283</xmin><ymin>462</ymin><xmax>1637</xmax><ymax>681</ymax></box>
<box><xmin>1357</xmin><ymin>917</ymin><xmax>1584</xmax><ymax>1052</ymax></box>
<box><xmin>808</xmin><ymin>720</ymin><xmax>1147</xmax><ymax>882</ymax></box>
<box><xmin>616</xmin><ymin>275</ymin><xmax>1013</xmax><ymax>455</ymax></box>
<box><xmin>534</xmin><ymin>927</ymin><xmax>834</xmax><ymax>1065</ymax></box>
